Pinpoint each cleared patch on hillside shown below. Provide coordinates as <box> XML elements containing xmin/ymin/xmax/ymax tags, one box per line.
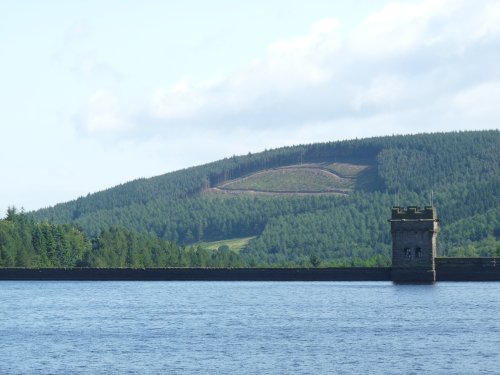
<box><xmin>210</xmin><ymin>163</ymin><xmax>370</xmax><ymax>196</ymax></box>
<box><xmin>325</xmin><ymin>162</ymin><xmax>369</xmax><ymax>177</ymax></box>
<box><xmin>199</xmin><ymin>237</ymin><xmax>255</xmax><ymax>253</ymax></box>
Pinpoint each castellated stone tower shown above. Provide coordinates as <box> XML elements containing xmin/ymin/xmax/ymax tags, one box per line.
<box><xmin>390</xmin><ymin>206</ymin><xmax>439</xmax><ymax>283</ymax></box>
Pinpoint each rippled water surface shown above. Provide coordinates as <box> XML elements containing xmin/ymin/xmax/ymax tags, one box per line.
<box><xmin>0</xmin><ymin>281</ymin><xmax>499</xmax><ymax>374</ymax></box>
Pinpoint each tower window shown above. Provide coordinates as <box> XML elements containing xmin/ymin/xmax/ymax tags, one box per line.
<box><xmin>415</xmin><ymin>248</ymin><xmax>422</xmax><ymax>258</ymax></box>
<box><xmin>404</xmin><ymin>248</ymin><xmax>412</xmax><ymax>259</ymax></box>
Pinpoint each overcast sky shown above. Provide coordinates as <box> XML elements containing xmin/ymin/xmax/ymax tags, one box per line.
<box><xmin>1</xmin><ymin>0</ymin><xmax>499</xmax><ymax>213</ymax></box>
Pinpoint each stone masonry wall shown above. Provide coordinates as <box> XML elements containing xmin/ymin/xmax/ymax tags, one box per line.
<box><xmin>390</xmin><ymin>206</ymin><xmax>438</xmax><ymax>270</ymax></box>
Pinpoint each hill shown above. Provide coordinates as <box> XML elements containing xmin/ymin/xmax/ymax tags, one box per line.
<box><xmin>29</xmin><ymin>131</ymin><xmax>500</xmax><ymax>266</ymax></box>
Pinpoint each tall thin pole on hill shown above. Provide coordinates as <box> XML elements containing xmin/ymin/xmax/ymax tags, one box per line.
<box><xmin>394</xmin><ymin>191</ymin><xmax>400</xmax><ymax>207</ymax></box>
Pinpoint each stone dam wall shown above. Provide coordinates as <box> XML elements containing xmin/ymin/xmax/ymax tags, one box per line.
<box><xmin>0</xmin><ymin>267</ymin><xmax>392</xmax><ymax>281</ymax></box>
<box><xmin>436</xmin><ymin>257</ymin><xmax>500</xmax><ymax>281</ymax></box>
<box><xmin>0</xmin><ymin>261</ymin><xmax>499</xmax><ymax>281</ymax></box>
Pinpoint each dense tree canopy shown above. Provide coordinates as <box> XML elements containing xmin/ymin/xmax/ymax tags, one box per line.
<box><xmin>0</xmin><ymin>210</ymin><xmax>242</xmax><ymax>268</ymax></box>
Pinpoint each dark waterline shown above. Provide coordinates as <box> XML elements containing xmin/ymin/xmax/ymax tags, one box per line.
<box><xmin>1</xmin><ymin>281</ymin><xmax>499</xmax><ymax>374</ymax></box>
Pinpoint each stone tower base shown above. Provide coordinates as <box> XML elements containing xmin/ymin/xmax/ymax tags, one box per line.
<box><xmin>391</xmin><ymin>268</ymin><xmax>436</xmax><ymax>283</ymax></box>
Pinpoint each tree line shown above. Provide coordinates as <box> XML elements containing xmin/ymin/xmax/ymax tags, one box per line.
<box><xmin>0</xmin><ymin>208</ymin><xmax>242</xmax><ymax>268</ymax></box>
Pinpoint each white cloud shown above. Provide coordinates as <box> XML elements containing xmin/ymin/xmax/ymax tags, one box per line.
<box><xmin>78</xmin><ymin>57</ymin><xmax>123</xmax><ymax>81</ymax></box>
<box><xmin>78</xmin><ymin>0</ymin><xmax>500</xmax><ymax>142</ymax></box>
<box><xmin>349</xmin><ymin>0</ymin><xmax>449</xmax><ymax>55</ymax></box>
<box><xmin>351</xmin><ymin>75</ymin><xmax>408</xmax><ymax>111</ymax></box>
<box><xmin>150</xmin><ymin>80</ymin><xmax>213</xmax><ymax>119</ymax></box>
<box><xmin>147</xmin><ymin>19</ymin><xmax>340</xmax><ymax>123</ymax></box>
<box><xmin>80</xmin><ymin>90</ymin><xmax>132</xmax><ymax>134</ymax></box>
<box><xmin>450</xmin><ymin>82</ymin><xmax>500</xmax><ymax>121</ymax></box>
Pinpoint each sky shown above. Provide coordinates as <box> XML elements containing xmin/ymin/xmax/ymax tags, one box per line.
<box><xmin>1</xmin><ymin>0</ymin><xmax>499</xmax><ymax>213</ymax></box>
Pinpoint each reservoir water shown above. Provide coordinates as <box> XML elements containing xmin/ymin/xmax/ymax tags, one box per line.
<box><xmin>0</xmin><ymin>281</ymin><xmax>499</xmax><ymax>374</ymax></box>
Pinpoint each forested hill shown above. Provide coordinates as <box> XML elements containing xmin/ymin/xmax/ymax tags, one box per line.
<box><xmin>29</xmin><ymin>130</ymin><xmax>500</xmax><ymax>266</ymax></box>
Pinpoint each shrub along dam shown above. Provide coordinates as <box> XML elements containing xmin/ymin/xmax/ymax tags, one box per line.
<box><xmin>0</xmin><ymin>206</ymin><xmax>498</xmax><ymax>282</ymax></box>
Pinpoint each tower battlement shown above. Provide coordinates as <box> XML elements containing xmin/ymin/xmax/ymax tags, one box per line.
<box><xmin>391</xmin><ymin>206</ymin><xmax>437</xmax><ymax>221</ymax></box>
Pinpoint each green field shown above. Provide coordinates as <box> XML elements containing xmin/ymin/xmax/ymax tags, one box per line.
<box><xmin>218</xmin><ymin>167</ymin><xmax>353</xmax><ymax>193</ymax></box>
<box><xmin>199</xmin><ymin>236</ymin><xmax>256</xmax><ymax>253</ymax></box>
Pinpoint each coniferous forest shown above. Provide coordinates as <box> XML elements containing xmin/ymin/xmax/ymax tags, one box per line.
<box><xmin>1</xmin><ymin>130</ymin><xmax>499</xmax><ymax>267</ymax></box>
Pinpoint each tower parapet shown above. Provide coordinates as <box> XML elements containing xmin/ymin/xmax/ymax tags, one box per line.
<box><xmin>389</xmin><ymin>206</ymin><xmax>438</xmax><ymax>283</ymax></box>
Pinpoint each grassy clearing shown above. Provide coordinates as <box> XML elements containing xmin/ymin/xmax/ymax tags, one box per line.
<box><xmin>219</xmin><ymin>167</ymin><xmax>353</xmax><ymax>192</ymax></box>
<box><xmin>324</xmin><ymin>162</ymin><xmax>369</xmax><ymax>177</ymax></box>
<box><xmin>198</xmin><ymin>236</ymin><xmax>256</xmax><ymax>253</ymax></box>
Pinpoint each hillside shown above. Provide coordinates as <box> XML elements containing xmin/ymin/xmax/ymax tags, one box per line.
<box><xmin>29</xmin><ymin>131</ymin><xmax>500</xmax><ymax>266</ymax></box>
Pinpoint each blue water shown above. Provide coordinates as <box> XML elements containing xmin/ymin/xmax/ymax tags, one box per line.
<box><xmin>0</xmin><ymin>282</ymin><xmax>499</xmax><ymax>374</ymax></box>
